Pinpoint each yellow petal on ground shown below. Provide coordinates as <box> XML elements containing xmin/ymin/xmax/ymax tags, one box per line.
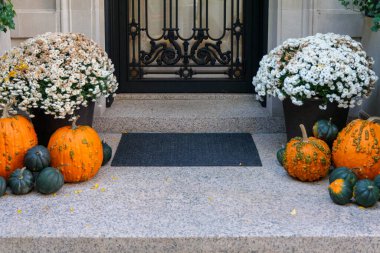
<box><xmin>208</xmin><ymin>196</ymin><xmax>214</xmax><ymax>202</ymax></box>
<box><xmin>100</xmin><ymin>188</ymin><xmax>106</xmax><ymax>192</ymax></box>
<box><xmin>74</xmin><ymin>190</ymin><xmax>83</xmax><ymax>194</ymax></box>
<box><xmin>91</xmin><ymin>183</ymin><xmax>99</xmax><ymax>190</ymax></box>
<box><xmin>64</xmin><ymin>193</ymin><xmax>71</xmax><ymax>197</ymax></box>
<box><xmin>17</xmin><ymin>209</ymin><xmax>22</xmax><ymax>214</ymax></box>
<box><xmin>52</xmin><ymin>193</ymin><xmax>57</xmax><ymax>197</ymax></box>
<box><xmin>290</xmin><ymin>208</ymin><xmax>297</xmax><ymax>216</ymax></box>
<box><xmin>111</xmin><ymin>176</ymin><xmax>119</xmax><ymax>181</ymax></box>
<box><xmin>358</xmin><ymin>206</ymin><xmax>366</xmax><ymax>210</ymax></box>
<box><xmin>70</xmin><ymin>207</ymin><xmax>75</xmax><ymax>213</ymax></box>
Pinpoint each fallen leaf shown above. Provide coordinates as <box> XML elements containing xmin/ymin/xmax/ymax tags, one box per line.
<box><xmin>290</xmin><ymin>208</ymin><xmax>297</xmax><ymax>216</ymax></box>
<box><xmin>91</xmin><ymin>183</ymin><xmax>99</xmax><ymax>190</ymax></box>
<box><xmin>52</xmin><ymin>193</ymin><xmax>57</xmax><ymax>197</ymax></box>
<box><xmin>358</xmin><ymin>206</ymin><xmax>366</xmax><ymax>210</ymax></box>
<box><xmin>100</xmin><ymin>188</ymin><xmax>106</xmax><ymax>192</ymax></box>
<box><xmin>17</xmin><ymin>209</ymin><xmax>22</xmax><ymax>214</ymax></box>
<box><xmin>208</xmin><ymin>196</ymin><xmax>214</xmax><ymax>202</ymax></box>
<box><xmin>111</xmin><ymin>176</ymin><xmax>119</xmax><ymax>181</ymax></box>
<box><xmin>64</xmin><ymin>193</ymin><xmax>71</xmax><ymax>197</ymax></box>
<box><xmin>70</xmin><ymin>207</ymin><xmax>75</xmax><ymax>213</ymax></box>
<box><xmin>74</xmin><ymin>190</ymin><xmax>83</xmax><ymax>194</ymax></box>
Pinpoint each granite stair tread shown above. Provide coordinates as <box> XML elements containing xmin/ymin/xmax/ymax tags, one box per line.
<box><xmin>94</xmin><ymin>94</ymin><xmax>285</xmax><ymax>133</ymax></box>
<box><xmin>0</xmin><ymin>133</ymin><xmax>379</xmax><ymax>253</ymax></box>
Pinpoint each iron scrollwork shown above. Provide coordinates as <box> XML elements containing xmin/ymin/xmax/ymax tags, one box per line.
<box><xmin>129</xmin><ymin>0</ymin><xmax>244</xmax><ymax>80</ymax></box>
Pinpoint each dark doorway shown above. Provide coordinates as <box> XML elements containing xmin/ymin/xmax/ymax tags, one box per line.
<box><xmin>105</xmin><ymin>0</ymin><xmax>268</xmax><ymax>93</ymax></box>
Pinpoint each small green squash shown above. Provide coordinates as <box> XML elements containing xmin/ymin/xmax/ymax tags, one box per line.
<box><xmin>276</xmin><ymin>146</ymin><xmax>286</xmax><ymax>166</ymax></box>
<box><xmin>329</xmin><ymin>167</ymin><xmax>358</xmax><ymax>186</ymax></box>
<box><xmin>102</xmin><ymin>141</ymin><xmax>112</xmax><ymax>166</ymax></box>
<box><xmin>0</xmin><ymin>177</ymin><xmax>7</xmax><ymax>197</ymax></box>
<box><xmin>36</xmin><ymin>167</ymin><xmax>64</xmax><ymax>195</ymax></box>
<box><xmin>374</xmin><ymin>175</ymin><xmax>380</xmax><ymax>194</ymax></box>
<box><xmin>328</xmin><ymin>179</ymin><xmax>353</xmax><ymax>205</ymax></box>
<box><xmin>8</xmin><ymin>168</ymin><xmax>34</xmax><ymax>195</ymax></box>
<box><xmin>313</xmin><ymin>118</ymin><xmax>339</xmax><ymax>143</ymax></box>
<box><xmin>354</xmin><ymin>179</ymin><xmax>380</xmax><ymax>208</ymax></box>
<box><xmin>24</xmin><ymin>145</ymin><xmax>51</xmax><ymax>172</ymax></box>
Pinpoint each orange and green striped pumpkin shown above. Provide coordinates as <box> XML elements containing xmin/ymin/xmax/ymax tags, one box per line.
<box><xmin>47</xmin><ymin>117</ymin><xmax>103</xmax><ymax>183</ymax></box>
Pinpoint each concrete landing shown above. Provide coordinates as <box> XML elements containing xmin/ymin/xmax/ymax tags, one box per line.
<box><xmin>1</xmin><ymin>133</ymin><xmax>379</xmax><ymax>253</ymax></box>
<box><xmin>93</xmin><ymin>94</ymin><xmax>285</xmax><ymax>133</ymax></box>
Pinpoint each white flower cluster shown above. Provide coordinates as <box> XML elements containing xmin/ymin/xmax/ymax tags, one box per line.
<box><xmin>252</xmin><ymin>33</ymin><xmax>378</xmax><ymax>109</ymax></box>
<box><xmin>0</xmin><ymin>32</ymin><xmax>118</xmax><ymax>119</ymax></box>
<box><xmin>0</xmin><ymin>48</ymin><xmax>39</xmax><ymax>116</ymax></box>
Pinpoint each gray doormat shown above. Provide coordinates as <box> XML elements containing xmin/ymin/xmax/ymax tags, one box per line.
<box><xmin>111</xmin><ymin>133</ymin><xmax>262</xmax><ymax>167</ymax></box>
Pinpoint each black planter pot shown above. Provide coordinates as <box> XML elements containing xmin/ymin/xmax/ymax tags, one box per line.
<box><xmin>32</xmin><ymin>103</ymin><xmax>95</xmax><ymax>146</ymax></box>
<box><xmin>283</xmin><ymin>99</ymin><xmax>349</xmax><ymax>141</ymax></box>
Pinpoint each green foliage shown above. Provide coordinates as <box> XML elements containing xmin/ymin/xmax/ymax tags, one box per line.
<box><xmin>338</xmin><ymin>0</ymin><xmax>380</xmax><ymax>31</ymax></box>
<box><xmin>0</xmin><ymin>0</ymin><xmax>16</xmax><ymax>33</ymax></box>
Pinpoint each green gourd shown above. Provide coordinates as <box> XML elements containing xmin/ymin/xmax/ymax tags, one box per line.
<box><xmin>0</xmin><ymin>177</ymin><xmax>6</xmax><ymax>197</ymax></box>
<box><xmin>24</xmin><ymin>145</ymin><xmax>51</xmax><ymax>172</ymax></box>
<box><xmin>373</xmin><ymin>175</ymin><xmax>380</xmax><ymax>198</ymax></box>
<box><xmin>276</xmin><ymin>146</ymin><xmax>286</xmax><ymax>166</ymax></box>
<box><xmin>102</xmin><ymin>141</ymin><xmax>112</xmax><ymax>166</ymax></box>
<box><xmin>329</xmin><ymin>167</ymin><xmax>358</xmax><ymax>186</ymax></box>
<box><xmin>328</xmin><ymin>178</ymin><xmax>353</xmax><ymax>205</ymax></box>
<box><xmin>36</xmin><ymin>167</ymin><xmax>64</xmax><ymax>195</ymax></box>
<box><xmin>8</xmin><ymin>168</ymin><xmax>34</xmax><ymax>195</ymax></box>
<box><xmin>354</xmin><ymin>179</ymin><xmax>380</xmax><ymax>208</ymax></box>
<box><xmin>313</xmin><ymin>118</ymin><xmax>339</xmax><ymax>143</ymax></box>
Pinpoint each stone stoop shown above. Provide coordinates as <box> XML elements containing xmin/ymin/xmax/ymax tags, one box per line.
<box><xmin>93</xmin><ymin>94</ymin><xmax>285</xmax><ymax>133</ymax></box>
<box><xmin>1</xmin><ymin>133</ymin><xmax>380</xmax><ymax>253</ymax></box>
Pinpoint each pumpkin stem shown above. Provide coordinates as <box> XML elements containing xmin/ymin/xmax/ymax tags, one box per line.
<box><xmin>368</xmin><ymin>117</ymin><xmax>380</xmax><ymax>123</ymax></box>
<box><xmin>19</xmin><ymin>167</ymin><xmax>26</xmax><ymax>180</ymax></box>
<box><xmin>1</xmin><ymin>98</ymin><xmax>17</xmax><ymax>119</ymax></box>
<box><xmin>299</xmin><ymin>124</ymin><xmax>308</xmax><ymax>142</ymax></box>
<box><xmin>1</xmin><ymin>105</ymin><xmax>9</xmax><ymax>119</ymax></box>
<box><xmin>71</xmin><ymin>115</ymin><xmax>80</xmax><ymax>130</ymax></box>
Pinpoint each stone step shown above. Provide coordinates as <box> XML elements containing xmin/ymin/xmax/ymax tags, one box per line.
<box><xmin>93</xmin><ymin>94</ymin><xmax>285</xmax><ymax>133</ymax></box>
<box><xmin>0</xmin><ymin>133</ymin><xmax>378</xmax><ymax>253</ymax></box>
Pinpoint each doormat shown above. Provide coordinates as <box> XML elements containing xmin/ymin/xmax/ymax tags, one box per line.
<box><xmin>111</xmin><ymin>133</ymin><xmax>262</xmax><ymax>167</ymax></box>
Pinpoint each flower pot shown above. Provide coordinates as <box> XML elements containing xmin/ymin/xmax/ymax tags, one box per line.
<box><xmin>283</xmin><ymin>99</ymin><xmax>349</xmax><ymax>141</ymax></box>
<box><xmin>32</xmin><ymin>103</ymin><xmax>95</xmax><ymax>146</ymax></box>
<box><xmin>362</xmin><ymin>17</ymin><xmax>380</xmax><ymax>117</ymax></box>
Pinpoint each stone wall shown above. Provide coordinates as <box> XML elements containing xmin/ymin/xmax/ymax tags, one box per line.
<box><xmin>10</xmin><ymin>0</ymin><xmax>104</xmax><ymax>47</ymax></box>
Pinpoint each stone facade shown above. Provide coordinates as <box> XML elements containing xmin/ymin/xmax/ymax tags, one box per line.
<box><xmin>3</xmin><ymin>0</ymin><xmax>378</xmax><ymax>116</ymax></box>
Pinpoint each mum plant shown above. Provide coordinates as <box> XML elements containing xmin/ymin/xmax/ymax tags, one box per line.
<box><xmin>0</xmin><ymin>32</ymin><xmax>118</xmax><ymax>119</ymax></box>
<box><xmin>252</xmin><ymin>33</ymin><xmax>378</xmax><ymax>110</ymax></box>
<box><xmin>0</xmin><ymin>0</ymin><xmax>16</xmax><ymax>33</ymax></box>
<box><xmin>339</xmin><ymin>0</ymin><xmax>380</xmax><ymax>32</ymax></box>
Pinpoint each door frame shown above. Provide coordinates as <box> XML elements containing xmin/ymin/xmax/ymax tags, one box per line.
<box><xmin>105</xmin><ymin>0</ymin><xmax>268</xmax><ymax>94</ymax></box>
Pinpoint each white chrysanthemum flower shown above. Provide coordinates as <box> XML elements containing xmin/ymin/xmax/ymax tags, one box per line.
<box><xmin>252</xmin><ymin>33</ymin><xmax>379</xmax><ymax>109</ymax></box>
<box><xmin>0</xmin><ymin>32</ymin><xmax>119</xmax><ymax>119</ymax></box>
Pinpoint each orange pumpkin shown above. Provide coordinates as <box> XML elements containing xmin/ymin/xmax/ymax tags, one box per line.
<box><xmin>47</xmin><ymin>117</ymin><xmax>103</xmax><ymax>183</ymax></box>
<box><xmin>0</xmin><ymin>114</ymin><xmax>38</xmax><ymax>179</ymax></box>
<box><xmin>332</xmin><ymin>117</ymin><xmax>380</xmax><ymax>180</ymax></box>
<box><xmin>283</xmin><ymin>124</ymin><xmax>331</xmax><ymax>182</ymax></box>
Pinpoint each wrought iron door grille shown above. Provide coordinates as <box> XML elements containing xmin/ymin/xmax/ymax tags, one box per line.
<box><xmin>128</xmin><ymin>0</ymin><xmax>244</xmax><ymax>80</ymax></box>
